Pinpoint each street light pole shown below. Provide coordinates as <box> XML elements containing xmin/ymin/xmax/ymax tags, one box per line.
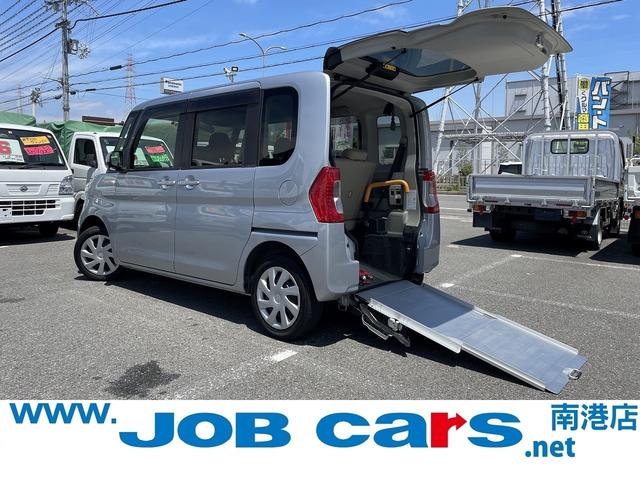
<box><xmin>239</xmin><ymin>33</ymin><xmax>286</xmax><ymax>77</ymax></box>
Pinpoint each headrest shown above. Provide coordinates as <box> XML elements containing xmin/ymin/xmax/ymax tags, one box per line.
<box><xmin>209</xmin><ymin>132</ymin><xmax>231</xmax><ymax>147</ymax></box>
<box><xmin>341</xmin><ymin>148</ymin><xmax>367</xmax><ymax>161</ymax></box>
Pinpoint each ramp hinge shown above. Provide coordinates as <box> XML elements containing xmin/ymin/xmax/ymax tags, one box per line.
<box><xmin>360</xmin><ymin>303</ymin><xmax>410</xmax><ymax>347</ymax></box>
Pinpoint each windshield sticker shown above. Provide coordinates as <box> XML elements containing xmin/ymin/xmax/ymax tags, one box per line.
<box><xmin>20</xmin><ymin>135</ymin><xmax>50</xmax><ymax>146</ymax></box>
<box><xmin>0</xmin><ymin>139</ymin><xmax>25</xmax><ymax>162</ymax></box>
<box><xmin>145</xmin><ymin>145</ymin><xmax>165</xmax><ymax>154</ymax></box>
<box><xmin>24</xmin><ymin>145</ymin><xmax>54</xmax><ymax>156</ymax></box>
<box><xmin>149</xmin><ymin>153</ymin><xmax>171</xmax><ymax>165</ymax></box>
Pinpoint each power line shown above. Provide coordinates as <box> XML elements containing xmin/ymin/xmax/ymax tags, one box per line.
<box><xmin>0</xmin><ymin>0</ymin><xmax>39</xmax><ymax>32</ymax></box>
<box><xmin>0</xmin><ymin>1</ymin><xmax>24</xmax><ymax>24</ymax></box>
<box><xmin>79</xmin><ymin>55</ymin><xmax>325</xmax><ymax>93</ymax></box>
<box><xmin>0</xmin><ymin>28</ymin><xmax>58</xmax><ymax>64</ymax></box>
<box><xmin>69</xmin><ymin>0</ymin><xmax>414</xmax><ymax>77</ymax></box>
<box><xmin>69</xmin><ymin>0</ymin><xmax>187</xmax><ymax>28</ymax></box>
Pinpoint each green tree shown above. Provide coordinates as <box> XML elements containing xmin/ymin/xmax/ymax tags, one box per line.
<box><xmin>458</xmin><ymin>160</ymin><xmax>473</xmax><ymax>177</ymax></box>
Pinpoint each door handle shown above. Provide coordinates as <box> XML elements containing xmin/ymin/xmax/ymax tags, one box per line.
<box><xmin>177</xmin><ymin>176</ymin><xmax>200</xmax><ymax>190</ymax></box>
<box><xmin>157</xmin><ymin>177</ymin><xmax>176</xmax><ymax>189</ymax></box>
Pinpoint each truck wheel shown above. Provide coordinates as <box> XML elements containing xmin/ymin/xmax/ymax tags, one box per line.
<box><xmin>250</xmin><ymin>255</ymin><xmax>322</xmax><ymax>341</ymax></box>
<box><xmin>38</xmin><ymin>223</ymin><xmax>59</xmax><ymax>237</ymax></box>
<box><xmin>74</xmin><ymin>225</ymin><xmax>121</xmax><ymax>281</ymax></box>
<box><xmin>588</xmin><ymin>219</ymin><xmax>603</xmax><ymax>250</ymax></box>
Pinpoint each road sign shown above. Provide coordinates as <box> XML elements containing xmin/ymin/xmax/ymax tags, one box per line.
<box><xmin>160</xmin><ymin>77</ymin><xmax>184</xmax><ymax>95</ymax></box>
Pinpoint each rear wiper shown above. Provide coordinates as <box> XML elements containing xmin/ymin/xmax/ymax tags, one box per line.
<box><xmin>19</xmin><ymin>162</ymin><xmax>63</xmax><ymax>169</ymax></box>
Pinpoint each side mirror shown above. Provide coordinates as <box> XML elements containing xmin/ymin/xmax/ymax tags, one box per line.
<box><xmin>85</xmin><ymin>153</ymin><xmax>98</xmax><ymax>169</ymax></box>
<box><xmin>108</xmin><ymin>151</ymin><xmax>125</xmax><ymax>171</ymax></box>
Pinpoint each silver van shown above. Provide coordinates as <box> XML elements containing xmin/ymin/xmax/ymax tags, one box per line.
<box><xmin>74</xmin><ymin>8</ymin><xmax>587</xmax><ymax>393</ymax></box>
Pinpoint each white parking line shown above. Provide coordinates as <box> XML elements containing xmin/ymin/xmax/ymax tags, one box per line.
<box><xmin>269</xmin><ymin>350</ymin><xmax>297</xmax><ymax>363</ymax></box>
<box><xmin>441</xmin><ymin>207</ymin><xmax>469</xmax><ymax>211</ymax></box>
<box><xmin>516</xmin><ymin>254</ymin><xmax>640</xmax><ymax>273</ymax></box>
<box><xmin>440</xmin><ymin>215</ymin><xmax>472</xmax><ymax>222</ymax></box>
<box><xmin>453</xmin><ymin>284</ymin><xmax>640</xmax><ymax>320</ymax></box>
<box><xmin>440</xmin><ymin>283</ymin><xmax>455</xmax><ymax>289</ymax></box>
<box><xmin>0</xmin><ymin>246</ymin><xmax>8</xmax><ymax>249</ymax></box>
<box><xmin>447</xmin><ymin>244</ymin><xmax>460</xmax><ymax>249</ymax></box>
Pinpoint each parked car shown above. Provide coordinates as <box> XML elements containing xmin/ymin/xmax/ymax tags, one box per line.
<box><xmin>0</xmin><ymin>123</ymin><xmax>74</xmax><ymax>236</ymax></box>
<box><xmin>626</xmin><ymin>158</ymin><xmax>640</xmax><ymax>255</ymax></box>
<box><xmin>468</xmin><ymin>130</ymin><xmax>626</xmax><ymax>249</ymax></box>
<box><xmin>73</xmin><ymin>7</ymin><xmax>586</xmax><ymax>393</ymax></box>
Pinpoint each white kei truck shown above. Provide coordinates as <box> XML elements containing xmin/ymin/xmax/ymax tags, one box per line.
<box><xmin>0</xmin><ymin>123</ymin><xmax>74</xmax><ymax>236</ymax></box>
<box><xmin>468</xmin><ymin>130</ymin><xmax>626</xmax><ymax>249</ymax></box>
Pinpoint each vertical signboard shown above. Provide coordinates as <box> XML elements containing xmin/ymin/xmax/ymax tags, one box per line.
<box><xmin>575</xmin><ymin>76</ymin><xmax>612</xmax><ymax>130</ymax></box>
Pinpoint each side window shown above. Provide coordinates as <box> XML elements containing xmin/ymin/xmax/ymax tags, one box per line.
<box><xmin>191</xmin><ymin>105</ymin><xmax>248</xmax><ymax>168</ymax></box>
<box><xmin>74</xmin><ymin>138</ymin><xmax>97</xmax><ymax>166</ymax></box>
<box><xmin>330</xmin><ymin>116</ymin><xmax>361</xmax><ymax>156</ymax></box>
<box><xmin>260</xmin><ymin>87</ymin><xmax>298</xmax><ymax>166</ymax></box>
<box><xmin>130</xmin><ymin>114</ymin><xmax>179</xmax><ymax>170</ymax></box>
<box><xmin>377</xmin><ymin>115</ymin><xmax>402</xmax><ymax>165</ymax></box>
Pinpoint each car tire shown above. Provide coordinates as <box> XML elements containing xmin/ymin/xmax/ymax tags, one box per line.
<box><xmin>74</xmin><ymin>225</ymin><xmax>121</xmax><ymax>281</ymax></box>
<box><xmin>588</xmin><ymin>218</ymin><xmax>604</xmax><ymax>250</ymax></box>
<box><xmin>250</xmin><ymin>255</ymin><xmax>322</xmax><ymax>341</ymax></box>
<box><xmin>72</xmin><ymin>201</ymin><xmax>84</xmax><ymax>230</ymax></box>
<box><xmin>38</xmin><ymin>223</ymin><xmax>59</xmax><ymax>237</ymax></box>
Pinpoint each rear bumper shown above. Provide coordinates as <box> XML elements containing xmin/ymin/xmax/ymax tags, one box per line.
<box><xmin>473</xmin><ymin>209</ymin><xmax>595</xmax><ymax>235</ymax></box>
<box><xmin>0</xmin><ymin>196</ymin><xmax>75</xmax><ymax>225</ymax></box>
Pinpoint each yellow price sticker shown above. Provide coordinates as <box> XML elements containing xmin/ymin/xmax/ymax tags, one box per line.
<box><xmin>21</xmin><ymin>136</ymin><xmax>50</xmax><ymax>146</ymax></box>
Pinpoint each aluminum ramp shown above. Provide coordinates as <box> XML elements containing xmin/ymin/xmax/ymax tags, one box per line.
<box><xmin>357</xmin><ymin>281</ymin><xmax>586</xmax><ymax>394</ymax></box>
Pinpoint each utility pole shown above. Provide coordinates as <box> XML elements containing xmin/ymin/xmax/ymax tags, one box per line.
<box><xmin>433</xmin><ymin>0</ymin><xmax>466</xmax><ymax>174</ymax></box>
<box><xmin>537</xmin><ymin>0</ymin><xmax>552</xmax><ymax>130</ymax></box>
<box><xmin>30</xmin><ymin>88</ymin><xmax>42</xmax><ymax>118</ymax></box>
<box><xmin>551</xmin><ymin>0</ymin><xmax>570</xmax><ymax>129</ymax></box>
<box><xmin>46</xmin><ymin>0</ymin><xmax>94</xmax><ymax>121</ymax></box>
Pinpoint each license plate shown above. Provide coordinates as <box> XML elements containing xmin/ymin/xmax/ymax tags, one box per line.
<box><xmin>534</xmin><ymin>208</ymin><xmax>562</xmax><ymax>222</ymax></box>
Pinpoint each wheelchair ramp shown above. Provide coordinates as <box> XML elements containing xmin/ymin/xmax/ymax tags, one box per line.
<box><xmin>357</xmin><ymin>281</ymin><xmax>586</xmax><ymax>394</ymax></box>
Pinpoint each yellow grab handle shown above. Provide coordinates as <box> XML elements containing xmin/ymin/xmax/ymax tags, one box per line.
<box><xmin>363</xmin><ymin>180</ymin><xmax>410</xmax><ymax>203</ymax></box>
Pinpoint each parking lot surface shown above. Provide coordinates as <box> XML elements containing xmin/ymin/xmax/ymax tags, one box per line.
<box><xmin>1</xmin><ymin>194</ymin><xmax>638</xmax><ymax>399</ymax></box>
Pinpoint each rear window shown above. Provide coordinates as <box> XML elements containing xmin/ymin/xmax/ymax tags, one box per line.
<box><xmin>0</xmin><ymin>128</ymin><xmax>65</xmax><ymax>169</ymax></box>
<box><xmin>100</xmin><ymin>136</ymin><xmax>119</xmax><ymax>160</ymax></box>
<box><xmin>367</xmin><ymin>48</ymin><xmax>470</xmax><ymax>78</ymax></box>
<box><xmin>551</xmin><ymin>139</ymin><xmax>589</xmax><ymax>154</ymax></box>
<box><xmin>330</xmin><ymin>116</ymin><xmax>361</xmax><ymax>156</ymax></box>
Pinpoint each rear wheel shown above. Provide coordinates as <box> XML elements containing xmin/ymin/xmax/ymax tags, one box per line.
<box><xmin>74</xmin><ymin>225</ymin><xmax>121</xmax><ymax>281</ymax></box>
<box><xmin>588</xmin><ymin>218</ymin><xmax>604</xmax><ymax>250</ymax></box>
<box><xmin>250</xmin><ymin>255</ymin><xmax>322</xmax><ymax>340</ymax></box>
<box><xmin>38</xmin><ymin>223</ymin><xmax>59</xmax><ymax>237</ymax></box>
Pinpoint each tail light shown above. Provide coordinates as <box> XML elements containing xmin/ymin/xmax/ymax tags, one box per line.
<box><xmin>472</xmin><ymin>204</ymin><xmax>486</xmax><ymax>214</ymax></box>
<box><xmin>421</xmin><ymin>169</ymin><xmax>439</xmax><ymax>214</ymax></box>
<box><xmin>309</xmin><ymin>166</ymin><xmax>343</xmax><ymax>223</ymax></box>
<box><xmin>634</xmin><ymin>208</ymin><xmax>640</xmax><ymax>220</ymax></box>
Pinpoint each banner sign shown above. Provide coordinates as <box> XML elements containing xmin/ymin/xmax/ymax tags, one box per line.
<box><xmin>0</xmin><ymin>400</ymin><xmax>637</xmax><ymax>478</ymax></box>
<box><xmin>575</xmin><ymin>76</ymin><xmax>612</xmax><ymax>130</ymax></box>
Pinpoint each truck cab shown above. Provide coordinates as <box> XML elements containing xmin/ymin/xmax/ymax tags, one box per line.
<box><xmin>0</xmin><ymin>123</ymin><xmax>74</xmax><ymax>236</ymax></box>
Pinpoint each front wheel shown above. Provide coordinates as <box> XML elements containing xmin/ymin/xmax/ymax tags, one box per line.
<box><xmin>250</xmin><ymin>256</ymin><xmax>322</xmax><ymax>341</ymax></box>
<box><xmin>74</xmin><ymin>225</ymin><xmax>121</xmax><ymax>281</ymax></box>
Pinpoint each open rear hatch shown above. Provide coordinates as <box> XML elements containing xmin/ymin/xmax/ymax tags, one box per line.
<box><xmin>324</xmin><ymin>6</ymin><xmax>572</xmax><ymax>94</ymax></box>
<box><xmin>357</xmin><ymin>281</ymin><xmax>586</xmax><ymax>394</ymax></box>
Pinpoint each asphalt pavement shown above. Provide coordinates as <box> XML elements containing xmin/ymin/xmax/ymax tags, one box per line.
<box><xmin>1</xmin><ymin>195</ymin><xmax>638</xmax><ymax>399</ymax></box>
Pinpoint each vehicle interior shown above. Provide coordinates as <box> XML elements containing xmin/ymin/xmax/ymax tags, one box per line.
<box><xmin>330</xmin><ymin>84</ymin><xmax>421</xmax><ymax>288</ymax></box>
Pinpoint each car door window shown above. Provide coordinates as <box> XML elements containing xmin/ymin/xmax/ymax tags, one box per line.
<box><xmin>191</xmin><ymin>105</ymin><xmax>248</xmax><ymax>168</ymax></box>
<box><xmin>260</xmin><ymin>88</ymin><xmax>298</xmax><ymax>166</ymax></box>
<box><xmin>74</xmin><ymin>138</ymin><xmax>97</xmax><ymax>166</ymax></box>
<box><xmin>130</xmin><ymin>114</ymin><xmax>179</xmax><ymax>170</ymax></box>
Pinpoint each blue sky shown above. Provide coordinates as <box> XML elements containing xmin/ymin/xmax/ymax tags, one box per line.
<box><xmin>0</xmin><ymin>0</ymin><xmax>636</xmax><ymax>122</ymax></box>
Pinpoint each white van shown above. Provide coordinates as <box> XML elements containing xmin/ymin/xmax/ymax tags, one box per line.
<box><xmin>0</xmin><ymin>123</ymin><xmax>74</xmax><ymax>236</ymax></box>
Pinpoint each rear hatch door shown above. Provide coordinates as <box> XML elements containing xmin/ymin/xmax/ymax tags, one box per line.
<box><xmin>324</xmin><ymin>6</ymin><xmax>572</xmax><ymax>94</ymax></box>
